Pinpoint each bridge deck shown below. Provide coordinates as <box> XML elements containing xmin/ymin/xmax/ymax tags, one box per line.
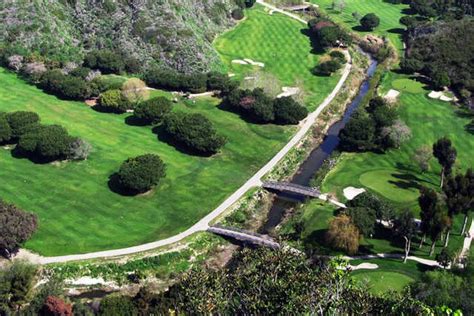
<box><xmin>208</xmin><ymin>226</ymin><xmax>280</xmax><ymax>249</ymax></box>
<box><xmin>262</xmin><ymin>181</ymin><xmax>321</xmax><ymax>197</ymax></box>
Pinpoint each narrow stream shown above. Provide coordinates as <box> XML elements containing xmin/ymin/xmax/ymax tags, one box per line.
<box><xmin>260</xmin><ymin>55</ymin><xmax>378</xmax><ymax>233</ymax></box>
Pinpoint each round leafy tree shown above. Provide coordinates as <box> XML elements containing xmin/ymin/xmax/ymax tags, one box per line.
<box><xmin>99</xmin><ymin>89</ymin><xmax>131</xmax><ymax>113</ymax></box>
<box><xmin>163</xmin><ymin>112</ymin><xmax>226</xmax><ymax>155</ymax></box>
<box><xmin>134</xmin><ymin>97</ymin><xmax>172</xmax><ymax>124</ymax></box>
<box><xmin>273</xmin><ymin>97</ymin><xmax>308</xmax><ymax>124</ymax></box>
<box><xmin>0</xmin><ymin>113</ymin><xmax>12</xmax><ymax>143</ymax></box>
<box><xmin>360</xmin><ymin>13</ymin><xmax>380</xmax><ymax>31</ymax></box>
<box><xmin>6</xmin><ymin>111</ymin><xmax>40</xmax><ymax>139</ymax></box>
<box><xmin>313</xmin><ymin>60</ymin><xmax>342</xmax><ymax>76</ymax></box>
<box><xmin>117</xmin><ymin>154</ymin><xmax>166</xmax><ymax>193</ymax></box>
<box><xmin>18</xmin><ymin>125</ymin><xmax>73</xmax><ymax>161</ymax></box>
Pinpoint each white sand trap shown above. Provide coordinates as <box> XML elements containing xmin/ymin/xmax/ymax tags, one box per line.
<box><xmin>384</xmin><ymin>89</ymin><xmax>400</xmax><ymax>102</ymax></box>
<box><xmin>350</xmin><ymin>262</ymin><xmax>379</xmax><ymax>270</ymax></box>
<box><xmin>277</xmin><ymin>87</ymin><xmax>300</xmax><ymax>98</ymax></box>
<box><xmin>244</xmin><ymin>58</ymin><xmax>265</xmax><ymax>67</ymax></box>
<box><xmin>428</xmin><ymin>91</ymin><xmax>443</xmax><ymax>99</ymax></box>
<box><xmin>440</xmin><ymin>95</ymin><xmax>453</xmax><ymax>102</ymax></box>
<box><xmin>269</xmin><ymin>9</ymin><xmax>275</xmax><ymax>15</ymax></box>
<box><xmin>228</xmin><ymin>73</ymin><xmax>235</xmax><ymax>77</ymax></box>
<box><xmin>232</xmin><ymin>59</ymin><xmax>248</xmax><ymax>65</ymax></box>
<box><xmin>67</xmin><ymin>277</ymin><xmax>111</xmax><ymax>286</ymax></box>
<box><xmin>244</xmin><ymin>76</ymin><xmax>256</xmax><ymax>80</ymax></box>
<box><xmin>343</xmin><ymin>187</ymin><xmax>366</xmax><ymax>200</ymax></box>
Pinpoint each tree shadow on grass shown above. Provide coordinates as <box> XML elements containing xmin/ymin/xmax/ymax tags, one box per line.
<box><xmin>124</xmin><ymin>115</ymin><xmax>149</xmax><ymax>127</ymax></box>
<box><xmin>394</xmin><ymin>163</ymin><xmax>436</xmax><ymax>186</ymax></box>
<box><xmin>389</xmin><ymin>173</ymin><xmax>423</xmax><ymax>191</ymax></box>
<box><xmin>387</xmin><ymin>27</ymin><xmax>405</xmax><ymax>35</ymax></box>
<box><xmin>300</xmin><ymin>29</ymin><xmax>325</xmax><ymax>55</ymax></box>
<box><xmin>401</xmin><ymin>8</ymin><xmax>417</xmax><ymax>15</ymax></box>
<box><xmin>352</xmin><ymin>25</ymin><xmax>369</xmax><ymax>32</ymax></box>
<box><xmin>152</xmin><ymin>125</ymin><xmax>214</xmax><ymax>158</ymax></box>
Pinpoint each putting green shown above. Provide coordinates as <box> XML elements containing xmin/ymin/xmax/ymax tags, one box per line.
<box><xmin>359</xmin><ymin>170</ymin><xmax>420</xmax><ymax>203</ymax></box>
<box><xmin>392</xmin><ymin>78</ymin><xmax>425</xmax><ymax>94</ymax></box>
<box><xmin>352</xmin><ymin>271</ymin><xmax>414</xmax><ymax>294</ymax></box>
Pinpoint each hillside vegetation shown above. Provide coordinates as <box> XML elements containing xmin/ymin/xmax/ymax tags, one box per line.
<box><xmin>0</xmin><ymin>0</ymin><xmax>235</xmax><ymax>73</ymax></box>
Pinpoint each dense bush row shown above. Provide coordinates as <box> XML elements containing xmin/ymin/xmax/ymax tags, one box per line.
<box><xmin>339</xmin><ymin>96</ymin><xmax>411</xmax><ymax>152</ymax></box>
<box><xmin>0</xmin><ymin>111</ymin><xmax>90</xmax><ymax>162</ymax></box>
<box><xmin>225</xmin><ymin>88</ymin><xmax>308</xmax><ymax>124</ymax></box>
<box><xmin>307</xmin><ymin>17</ymin><xmax>352</xmax><ymax>48</ymax></box>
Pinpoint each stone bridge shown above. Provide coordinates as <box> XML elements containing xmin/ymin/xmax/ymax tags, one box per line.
<box><xmin>262</xmin><ymin>181</ymin><xmax>321</xmax><ymax>198</ymax></box>
<box><xmin>207</xmin><ymin>225</ymin><xmax>281</xmax><ymax>249</ymax></box>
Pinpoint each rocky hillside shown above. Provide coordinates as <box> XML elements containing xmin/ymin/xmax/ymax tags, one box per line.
<box><xmin>0</xmin><ymin>0</ymin><xmax>236</xmax><ymax>73</ymax></box>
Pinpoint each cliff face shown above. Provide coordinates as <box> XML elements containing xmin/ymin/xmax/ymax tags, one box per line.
<box><xmin>0</xmin><ymin>0</ymin><xmax>235</xmax><ymax>73</ymax></box>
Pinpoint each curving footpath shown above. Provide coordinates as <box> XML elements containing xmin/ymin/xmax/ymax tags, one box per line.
<box><xmin>29</xmin><ymin>2</ymin><xmax>352</xmax><ymax>265</ymax></box>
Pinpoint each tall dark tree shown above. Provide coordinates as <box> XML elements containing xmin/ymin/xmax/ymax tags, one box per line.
<box><xmin>418</xmin><ymin>186</ymin><xmax>438</xmax><ymax>249</ymax></box>
<box><xmin>346</xmin><ymin>207</ymin><xmax>376</xmax><ymax>237</ymax></box>
<box><xmin>393</xmin><ymin>209</ymin><xmax>417</xmax><ymax>263</ymax></box>
<box><xmin>360</xmin><ymin>13</ymin><xmax>380</xmax><ymax>31</ymax></box>
<box><xmin>0</xmin><ymin>200</ymin><xmax>38</xmax><ymax>258</ymax></box>
<box><xmin>339</xmin><ymin>111</ymin><xmax>376</xmax><ymax>152</ymax></box>
<box><xmin>443</xmin><ymin>169</ymin><xmax>474</xmax><ymax>235</ymax></box>
<box><xmin>427</xmin><ymin>205</ymin><xmax>450</xmax><ymax>256</ymax></box>
<box><xmin>433</xmin><ymin>138</ymin><xmax>457</xmax><ymax>188</ymax></box>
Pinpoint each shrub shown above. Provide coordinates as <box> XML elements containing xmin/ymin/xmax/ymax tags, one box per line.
<box><xmin>329</xmin><ymin>50</ymin><xmax>346</xmax><ymax>63</ymax></box>
<box><xmin>245</xmin><ymin>0</ymin><xmax>256</xmax><ymax>8</ymax></box>
<box><xmin>84</xmin><ymin>50</ymin><xmax>124</xmax><ymax>74</ymax></box>
<box><xmin>121</xmin><ymin>78</ymin><xmax>149</xmax><ymax>104</ymax></box>
<box><xmin>326</xmin><ymin>214</ymin><xmax>360</xmax><ymax>255</ymax></box>
<box><xmin>360</xmin><ymin>13</ymin><xmax>380</xmax><ymax>31</ymax></box>
<box><xmin>134</xmin><ymin>97</ymin><xmax>172</xmax><ymax>124</ymax></box>
<box><xmin>18</xmin><ymin>125</ymin><xmax>73</xmax><ymax>161</ymax></box>
<box><xmin>98</xmin><ymin>295</ymin><xmax>137</xmax><ymax>316</ymax></box>
<box><xmin>99</xmin><ymin>89</ymin><xmax>131</xmax><ymax>113</ymax></box>
<box><xmin>273</xmin><ymin>97</ymin><xmax>308</xmax><ymax>124</ymax></box>
<box><xmin>313</xmin><ymin>60</ymin><xmax>342</xmax><ymax>76</ymax></box>
<box><xmin>117</xmin><ymin>154</ymin><xmax>166</xmax><ymax>193</ymax></box>
<box><xmin>226</xmin><ymin>88</ymin><xmax>275</xmax><ymax>123</ymax></box>
<box><xmin>163</xmin><ymin>112</ymin><xmax>226</xmax><ymax>155</ymax></box>
<box><xmin>0</xmin><ymin>200</ymin><xmax>38</xmax><ymax>257</ymax></box>
<box><xmin>40</xmin><ymin>296</ymin><xmax>72</xmax><ymax>316</ymax></box>
<box><xmin>66</xmin><ymin>138</ymin><xmax>92</xmax><ymax>160</ymax></box>
<box><xmin>207</xmin><ymin>71</ymin><xmax>238</xmax><ymax>94</ymax></box>
<box><xmin>348</xmin><ymin>191</ymin><xmax>394</xmax><ymax>220</ymax></box>
<box><xmin>0</xmin><ymin>113</ymin><xmax>12</xmax><ymax>143</ymax></box>
<box><xmin>69</xmin><ymin>66</ymin><xmax>92</xmax><ymax>79</ymax></box>
<box><xmin>232</xmin><ymin>8</ymin><xmax>245</xmax><ymax>20</ymax></box>
<box><xmin>143</xmin><ymin>68</ymin><xmax>207</xmax><ymax>93</ymax></box>
<box><xmin>39</xmin><ymin>69</ymin><xmax>91</xmax><ymax>100</ymax></box>
<box><xmin>6</xmin><ymin>111</ymin><xmax>40</xmax><ymax>139</ymax></box>
<box><xmin>339</xmin><ymin>111</ymin><xmax>376</xmax><ymax>152</ymax></box>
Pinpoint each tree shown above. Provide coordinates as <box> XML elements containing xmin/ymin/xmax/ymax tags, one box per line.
<box><xmin>99</xmin><ymin>89</ymin><xmax>131</xmax><ymax>113</ymax></box>
<box><xmin>313</xmin><ymin>60</ymin><xmax>342</xmax><ymax>76</ymax></box>
<box><xmin>436</xmin><ymin>248</ymin><xmax>455</xmax><ymax>268</ymax></box>
<box><xmin>84</xmin><ymin>50</ymin><xmax>124</xmax><ymax>74</ymax></box>
<box><xmin>360</xmin><ymin>13</ymin><xmax>380</xmax><ymax>31</ymax></box>
<box><xmin>433</xmin><ymin>137</ymin><xmax>457</xmax><ymax>187</ymax></box>
<box><xmin>413</xmin><ymin>270</ymin><xmax>463</xmax><ymax>309</ymax></box>
<box><xmin>6</xmin><ymin>111</ymin><xmax>40</xmax><ymax>139</ymax></box>
<box><xmin>0</xmin><ymin>261</ymin><xmax>37</xmax><ymax>309</ymax></box>
<box><xmin>66</xmin><ymin>138</ymin><xmax>92</xmax><ymax>161</ymax></box>
<box><xmin>0</xmin><ymin>201</ymin><xmax>38</xmax><ymax>258</ymax></box>
<box><xmin>116</xmin><ymin>154</ymin><xmax>166</xmax><ymax>193</ymax></box>
<box><xmin>346</xmin><ymin>207</ymin><xmax>376</xmax><ymax>237</ymax></box>
<box><xmin>418</xmin><ymin>186</ymin><xmax>438</xmax><ymax>249</ymax></box>
<box><xmin>18</xmin><ymin>125</ymin><xmax>73</xmax><ymax>161</ymax></box>
<box><xmin>134</xmin><ymin>97</ymin><xmax>172</xmax><ymax>124</ymax></box>
<box><xmin>121</xmin><ymin>78</ymin><xmax>149</xmax><ymax>104</ymax></box>
<box><xmin>428</xmin><ymin>205</ymin><xmax>450</xmax><ymax>256</ymax></box>
<box><xmin>329</xmin><ymin>50</ymin><xmax>346</xmax><ymax>63</ymax></box>
<box><xmin>347</xmin><ymin>191</ymin><xmax>394</xmax><ymax>221</ymax></box>
<box><xmin>352</xmin><ymin>11</ymin><xmax>362</xmax><ymax>22</ymax></box>
<box><xmin>413</xmin><ymin>145</ymin><xmax>432</xmax><ymax>173</ymax></box>
<box><xmin>400</xmin><ymin>16</ymin><xmax>417</xmax><ymax>28</ymax></box>
<box><xmin>443</xmin><ymin>169</ymin><xmax>474</xmax><ymax>235</ymax></box>
<box><xmin>231</xmin><ymin>8</ymin><xmax>244</xmax><ymax>20</ymax></box>
<box><xmin>326</xmin><ymin>214</ymin><xmax>360</xmax><ymax>255</ymax></box>
<box><xmin>339</xmin><ymin>111</ymin><xmax>376</xmax><ymax>152</ymax></box>
<box><xmin>381</xmin><ymin>119</ymin><xmax>412</xmax><ymax>149</ymax></box>
<box><xmin>432</xmin><ymin>71</ymin><xmax>451</xmax><ymax>89</ymax></box>
<box><xmin>98</xmin><ymin>295</ymin><xmax>137</xmax><ymax>316</ymax></box>
<box><xmin>163</xmin><ymin>112</ymin><xmax>227</xmax><ymax>154</ymax></box>
<box><xmin>393</xmin><ymin>209</ymin><xmax>417</xmax><ymax>263</ymax></box>
<box><xmin>40</xmin><ymin>296</ymin><xmax>72</xmax><ymax>316</ymax></box>
<box><xmin>317</xmin><ymin>26</ymin><xmax>351</xmax><ymax>48</ymax></box>
<box><xmin>272</xmin><ymin>97</ymin><xmax>308</xmax><ymax>124</ymax></box>
<box><xmin>0</xmin><ymin>113</ymin><xmax>12</xmax><ymax>143</ymax></box>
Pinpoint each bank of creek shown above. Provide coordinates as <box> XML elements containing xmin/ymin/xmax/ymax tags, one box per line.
<box><xmin>260</xmin><ymin>55</ymin><xmax>378</xmax><ymax>233</ymax></box>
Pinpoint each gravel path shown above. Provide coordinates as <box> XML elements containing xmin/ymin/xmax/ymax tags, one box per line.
<box><xmin>22</xmin><ymin>1</ymin><xmax>353</xmax><ymax>265</ymax></box>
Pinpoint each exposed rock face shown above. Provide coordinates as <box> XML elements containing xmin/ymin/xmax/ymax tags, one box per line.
<box><xmin>0</xmin><ymin>0</ymin><xmax>235</xmax><ymax>73</ymax></box>
<box><xmin>359</xmin><ymin>35</ymin><xmax>384</xmax><ymax>54</ymax></box>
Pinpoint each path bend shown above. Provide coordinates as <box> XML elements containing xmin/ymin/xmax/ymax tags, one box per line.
<box><xmin>28</xmin><ymin>2</ymin><xmax>353</xmax><ymax>265</ymax></box>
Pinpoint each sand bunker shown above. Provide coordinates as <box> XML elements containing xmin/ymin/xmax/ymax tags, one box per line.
<box><xmin>228</xmin><ymin>73</ymin><xmax>236</xmax><ymax>77</ymax></box>
<box><xmin>277</xmin><ymin>87</ymin><xmax>300</xmax><ymax>98</ymax></box>
<box><xmin>350</xmin><ymin>262</ymin><xmax>379</xmax><ymax>270</ymax></box>
<box><xmin>428</xmin><ymin>90</ymin><xmax>455</xmax><ymax>102</ymax></box>
<box><xmin>343</xmin><ymin>187</ymin><xmax>366</xmax><ymax>200</ymax></box>
<box><xmin>232</xmin><ymin>59</ymin><xmax>265</xmax><ymax>67</ymax></box>
<box><xmin>232</xmin><ymin>59</ymin><xmax>248</xmax><ymax>65</ymax></box>
<box><xmin>384</xmin><ymin>89</ymin><xmax>400</xmax><ymax>102</ymax></box>
<box><xmin>244</xmin><ymin>76</ymin><xmax>256</xmax><ymax>80</ymax></box>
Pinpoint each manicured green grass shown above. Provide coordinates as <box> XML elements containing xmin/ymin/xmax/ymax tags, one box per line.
<box><xmin>0</xmin><ymin>68</ymin><xmax>295</xmax><ymax>256</ymax></box>
<box><xmin>351</xmin><ymin>257</ymin><xmax>429</xmax><ymax>294</ymax></box>
<box><xmin>214</xmin><ymin>5</ymin><xmax>341</xmax><ymax>111</ymax></box>
<box><xmin>392</xmin><ymin>78</ymin><xmax>425</xmax><ymax>93</ymax></box>
<box><xmin>312</xmin><ymin>0</ymin><xmax>408</xmax><ymax>51</ymax></box>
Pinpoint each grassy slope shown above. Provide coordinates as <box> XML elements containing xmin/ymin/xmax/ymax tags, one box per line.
<box><xmin>214</xmin><ymin>5</ymin><xmax>340</xmax><ymax>111</ymax></box>
<box><xmin>0</xmin><ymin>68</ymin><xmax>293</xmax><ymax>256</ymax></box>
<box><xmin>0</xmin><ymin>4</ymin><xmax>341</xmax><ymax>256</ymax></box>
<box><xmin>312</xmin><ymin>0</ymin><xmax>408</xmax><ymax>52</ymax></box>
